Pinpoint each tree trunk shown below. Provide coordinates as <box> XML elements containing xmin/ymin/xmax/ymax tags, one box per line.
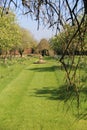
<box><xmin>83</xmin><ymin>0</ymin><xmax>87</xmax><ymax>14</ymax></box>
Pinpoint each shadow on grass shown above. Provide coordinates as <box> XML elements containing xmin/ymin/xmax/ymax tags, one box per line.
<box><xmin>33</xmin><ymin>85</ymin><xmax>76</xmax><ymax>101</ymax></box>
<box><xmin>76</xmin><ymin>111</ymin><xmax>87</xmax><ymax>120</ymax></box>
<box><xmin>33</xmin><ymin>85</ymin><xmax>87</xmax><ymax>119</ymax></box>
<box><xmin>80</xmin><ymin>87</ymin><xmax>87</xmax><ymax>95</ymax></box>
<box><xmin>27</xmin><ymin>64</ymin><xmax>84</xmax><ymax>73</ymax></box>
<box><xmin>33</xmin><ymin>84</ymin><xmax>87</xmax><ymax>101</ymax></box>
<box><xmin>27</xmin><ymin>65</ymin><xmax>64</xmax><ymax>72</ymax></box>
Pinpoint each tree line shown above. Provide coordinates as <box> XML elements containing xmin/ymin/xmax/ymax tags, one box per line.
<box><xmin>50</xmin><ymin>24</ymin><xmax>87</xmax><ymax>55</ymax></box>
<box><xmin>0</xmin><ymin>9</ymin><xmax>37</xmax><ymax>59</ymax></box>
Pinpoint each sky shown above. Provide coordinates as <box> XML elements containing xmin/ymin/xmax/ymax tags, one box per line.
<box><xmin>10</xmin><ymin>1</ymin><xmax>55</xmax><ymax>42</ymax></box>
<box><xmin>16</xmin><ymin>13</ymin><xmax>55</xmax><ymax>42</ymax></box>
<box><xmin>5</xmin><ymin>0</ymin><xmax>83</xmax><ymax>42</ymax></box>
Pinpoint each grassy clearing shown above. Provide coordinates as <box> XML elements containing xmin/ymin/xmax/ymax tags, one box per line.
<box><xmin>0</xmin><ymin>56</ymin><xmax>87</xmax><ymax>130</ymax></box>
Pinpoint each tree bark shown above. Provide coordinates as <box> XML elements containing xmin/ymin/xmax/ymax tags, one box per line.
<box><xmin>83</xmin><ymin>0</ymin><xmax>87</xmax><ymax>14</ymax></box>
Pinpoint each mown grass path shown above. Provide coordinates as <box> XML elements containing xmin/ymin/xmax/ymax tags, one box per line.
<box><xmin>0</xmin><ymin>59</ymin><xmax>87</xmax><ymax>130</ymax></box>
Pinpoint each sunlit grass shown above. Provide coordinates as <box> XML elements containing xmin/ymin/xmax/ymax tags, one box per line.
<box><xmin>0</xmin><ymin>56</ymin><xmax>87</xmax><ymax>130</ymax></box>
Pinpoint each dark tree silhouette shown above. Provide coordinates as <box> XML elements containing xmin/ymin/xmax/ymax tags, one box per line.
<box><xmin>1</xmin><ymin>1</ymin><xmax>87</xmax><ymax>27</ymax></box>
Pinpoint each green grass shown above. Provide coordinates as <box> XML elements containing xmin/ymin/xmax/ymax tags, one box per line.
<box><xmin>0</xmin><ymin>56</ymin><xmax>87</xmax><ymax>130</ymax></box>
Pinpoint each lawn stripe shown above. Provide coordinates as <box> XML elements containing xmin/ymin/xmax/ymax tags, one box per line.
<box><xmin>0</xmin><ymin>60</ymin><xmax>86</xmax><ymax>130</ymax></box>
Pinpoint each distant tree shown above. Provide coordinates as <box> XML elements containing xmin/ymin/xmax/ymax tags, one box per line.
<box><xmin>50</xmin><ymin>34</ymin><xmax>64</xmax><ymax>55</ymax></box>
<box><xmin>18</xmin><ymin>28</ymin><xmax>37</xmax><ymax>57</ymax></box>
<box><xmin>36</xmin><ymin>39</ymin><xmax>50</xmax><ymax>56</ymax></box>
<box><xmin>50</xmin><ymin>24</ymin><xmax>84</xmax><ymax>55</ymax></box>
<box><xmin>0</xmin><ymin>10</ymin><xmax>21</xmax><ymax>59</ymax></box>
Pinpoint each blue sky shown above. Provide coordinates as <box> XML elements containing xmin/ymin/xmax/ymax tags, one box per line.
<box><xmin>9</xmin><ymin>0</ymin><xmax>83</xmax><ymax>42</ymax></box>
<box><xmin>11</xmin><ymin>1</ymin><xmax>55</xmax><ymax>42</ymax></box>
<box><xmin>16</xmin><ymin>14</ymin><xmax>55</xmax><ymax>42</ymax></box>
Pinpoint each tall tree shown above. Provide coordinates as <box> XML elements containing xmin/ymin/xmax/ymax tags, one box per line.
<box><xmin>0</xmin><ymin>10</ymin><xmax>22</xmax><ymax>58</ymax></box>
<box><xmin>18</xmin><ymin>28</ymin><xmax>37</xmax><ymax>57</ymax></box>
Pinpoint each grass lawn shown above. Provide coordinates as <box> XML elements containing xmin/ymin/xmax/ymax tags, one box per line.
<box><xmin>0</xmin><ymin>56</ymin><xmax>87</xmax><ymax>130</ymax></box>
